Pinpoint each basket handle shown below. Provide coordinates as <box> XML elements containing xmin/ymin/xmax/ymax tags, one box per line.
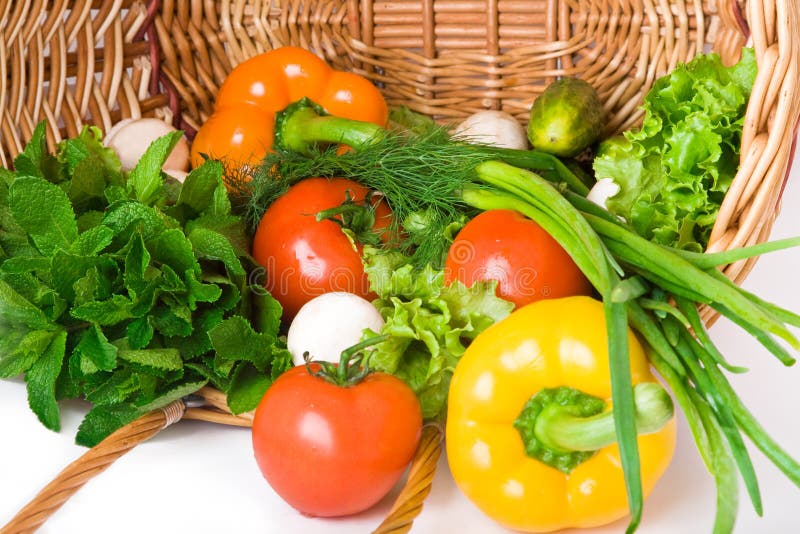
<box><xmin>372</xmin><ymin>424</ymin><xmax>444</xmax><ymax>534</ymax></box>
<box><xmin>0</xmin><ymin>401</ymin><xmax>186</xmax><ymax>534</ymax></box>
<box><xmin>1</xmin><ymin>397</ymin><xmax>444</xmax><ymax>534</ymax></box>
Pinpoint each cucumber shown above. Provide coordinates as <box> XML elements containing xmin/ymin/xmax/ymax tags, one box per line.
<box><xmin>527</xmin><ymin>78</ymin><xmax>605</xmax><ymax>157</ymax></box>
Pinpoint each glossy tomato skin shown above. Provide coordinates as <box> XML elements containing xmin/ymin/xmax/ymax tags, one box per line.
<box><xmin>251</xmin><ymin>177</ymin><xmax>392</xmax><ymax>320</ymax></box>
<box><xmin>444</xmin><ymin>209</ymin><xmax>593</xmax><ymax>308</ymax></box>
<box><xmin>252</xmin><ymin>365</ymin><xmax>423</xmax><ymax>517</ymax></box>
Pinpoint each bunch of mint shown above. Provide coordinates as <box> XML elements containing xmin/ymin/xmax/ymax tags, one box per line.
<box><xmin>0</xmin><ymin>123</ymin><xmax>290</xmax><ymax>446</ymax></box>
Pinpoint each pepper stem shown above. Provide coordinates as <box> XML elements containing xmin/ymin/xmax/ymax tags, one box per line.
<box><xmin>275</xmin><ymin>97</ymin><xmax>385</xmax><ymax>156</ymax></box>
<box><xmin>538</xmin><ymin>382</ymin><xmax>674</xmax><ymax>452</ymax></box>
<box><xmin>514</xmin><ymin>383</ymin><xmax>674</xmax><ymax>473</ymax></box>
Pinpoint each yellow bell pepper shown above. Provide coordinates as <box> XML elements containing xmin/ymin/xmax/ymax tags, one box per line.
<box><xmin>446</xmin><ymin>296</ymin><xmax>676</xmax><ymax>532</ymax></box>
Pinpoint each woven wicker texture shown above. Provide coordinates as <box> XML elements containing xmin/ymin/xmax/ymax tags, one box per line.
<box><xmin>1</xmin><ymin>0</ymin><xmax>797</xmax><ymax>284</ymax></box>
<box><xmin>1</xmin><ymin>0</ymin><xmax>798</xmax><ymax>532</ymax></box>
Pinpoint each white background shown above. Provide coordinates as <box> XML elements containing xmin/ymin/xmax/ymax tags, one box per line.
<box><xmin>1</xmin><ymin>142</ymin><xmax>799</xmax><ymax>534</ymax></box>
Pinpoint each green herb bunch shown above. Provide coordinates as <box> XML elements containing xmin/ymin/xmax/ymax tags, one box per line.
<box><xmin>0</xmin><ymin>124</ymin><xmax>291</xmax><ymax>446</ymax></box>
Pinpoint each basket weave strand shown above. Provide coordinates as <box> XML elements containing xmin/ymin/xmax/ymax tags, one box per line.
<box><xmin>372</xmin><ymin>424</ymin><xmax>445</xmax><ymax>534</ymax></box>
<box><xmin>0</xmin><ymin>395</ymin><xmax>440</xmax><ymax>534</ymax></box>
<box><xmin>1</xmin><ymin>0</ymin><xmax>799</xmax><ymax>532</ymax></box>
<box><xmin>0</xmin><ymin>401</ymin><xmax>186</xmax><ymax>534</ymax></box>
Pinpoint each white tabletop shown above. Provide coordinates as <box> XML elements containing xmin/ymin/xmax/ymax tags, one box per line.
<box><xmin>2</xmin><ymin>143</ymin><xmax>799</xmax><ymax>534</ymax></box>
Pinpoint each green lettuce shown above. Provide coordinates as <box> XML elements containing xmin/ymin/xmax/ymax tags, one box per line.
<box><xmin>363</xmin><ymin>248</ymin><xmax>513</xmax><ymax>419</ymax></box>
<box><xmin>593</xmin><ymin>49</ymin><xmax>757</xmax><ymax>251</ymax></box>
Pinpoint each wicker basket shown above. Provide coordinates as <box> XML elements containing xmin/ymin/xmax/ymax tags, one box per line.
<box><xmin>1</xmin><ymin>0</ymin><xmax>798</xmax><ymax>532</ymax></box>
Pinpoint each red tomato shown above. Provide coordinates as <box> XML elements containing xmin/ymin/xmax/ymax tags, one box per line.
<box><xmin>252</xmin><ymin>364</ymin><xmax>423</xmax><ymax>517</ymax></box>
<box><xmin>444</xmin><ymin>209</ymin><xmax>593</xmax><ymax>308</ymax></box>
<box><xmin>251</xmin><ymin>177</ymin><xmax>392</xmax><ymax>320</ymax></box>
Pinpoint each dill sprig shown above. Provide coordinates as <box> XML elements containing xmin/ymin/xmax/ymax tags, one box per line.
<box><xmin>245</xmin><ymin>127</ymin><xmax>497</xmax><ymax>267</ymax></box>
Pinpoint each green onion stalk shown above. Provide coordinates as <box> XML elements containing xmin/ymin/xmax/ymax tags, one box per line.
<box><xmin>241</xmin><ymin>98</ymin><xmax>800</xmax><ymax>534</ymax></box>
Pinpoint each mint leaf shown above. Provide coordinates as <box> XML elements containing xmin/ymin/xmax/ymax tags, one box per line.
<box><xmin>2</xmin><ymin>126</ymin><xmax>283</xmax><ymax>448</ymax></box>
<box><xmin>103</xmin><ymin>185</ymin><xmax>128</xmax><ymax>205</ymax></box>
<box><xmin>177</xmin><ymin>160</ymin><xmax>224</xmax><ymax>213</ymax></box>
<box><xmin>76</xmin><ymin>210</ymin><xmax>104</xmax><ymax>232</ymax></box>
<box><xmin>84</xmin><ymin>371</ymin><xmax>139</xmax><ymax>406</ymax></box>
<box><xmin>75</xmin><ymin>325</ymin><xmax>118</xmax><ymax>371</ymax></box>
<box><xmin>14</xmin><ymin>122</ymin><xmax>47</xmax><ymax>177</ymax></box>
<box><xmin>209</xmin><ymin>181</ymin><xmax>232</xmax><ymax>216</ymax></box>
<box><xmin>0</xmin><ymin>350</ymin><xmax>41</xmax><ymax>379</ymax></box>
<box><xmin>14</xmin><ymin>122</ymin><xmax>63</xmax><ymax>182</ymax></box>
<box><xmin>1</xmin><ymin>273</ymin><xmax>67</xmax><ymax>323</ymax></box>
<box><xmin>158</xmin><ymin>264</ymin><xmax>187</xmax><ymax>293</ymax></box>
<box><xmin>151</xmin><ymin>304</ymin><xmax>193</xmax><ymax>337</ymax></box>
<box><xmin>9</xmin><ymin>176</ymin><xmax>78</xmax><ymax>255</ymax></box>
<box><xmin>269</xmin><ymin>347</ymin><xmax>293</xmax><ymax>381</ymax></box>
<box><xmin>188</xmin><ymin>227</ymin><xmax>246</xmax><ymax>279</ymax></box>
<box><xmin>102</xmin><ymin>201</ymin><xmax>166</xmax><ymax>241</ymax></box>
<box><xmin>70</xmin><ymin>225</ymin><xmax>114</xmax><ymax>256</ymax></box>
<box><xmin>204</xmin><ymin>274</ymin><xmax>241</xmax><ymax>312</ymax></box>
<box><xmin>68</xmin><ymin>154</ymin><xmax>107</xmax><ymax>211</ymax></box>
<box><xmin>127</xmin><ymin>131</ymin><xmax>182</xmax><ymax>205</ymax></box>
<box><xmin>136</xmin><ymin>379</ymin><xmax>206</xmax><ymax>412</ymax></box>
<box><xmin>227</xmin><ymin>363</ymin><xmax>271</xmax><ymax>414</ymax></box>
<box><xmin>124</xmin><ymin>231</ymin><xmax>151</xmax><ymax>293</ymax></box>
<box><xmin>76</xmin><ymin>403</ymin><xmax>141</xmax><ymax>447</ymax></box>
<box><xmin>249</xmin><ymin>287</ymin><xmax>283</xmax><ymax>335</ymax></box>
<box><xmin>51</xmin><ymin>251</ymin><xmax>109</xmax><ymax>302</ymax></box>
<box><xmin>172</xmin><ymin>307</ymin><xmax>224</xmax><ymax>358</ymax></box>
<box><xmin>209</xmin><ymin>316</ymin><xmax>273</xmax><ymax>371</ymax></box>
<box><xmin>25</xmin><ymin>330</ymin><xmax>67</xmax><ymax>431</ymax></box>
<box><xmin>73</xmin><ymin>267</ymin><xmax>104</xmax><ymax>306</ymax></box>
<box><xmin>71</xmin><ymin>294</ymin><xmax>134</xmax><ymax>324</ymax></box>
<box><xmin>0</xmin><ymin>278</ymin><xmax>54</xmax><ymax>330</ymax></box>
<box><xmin>126</xmin><ymin>316</ymin><xmax>154</xmax><ymax>349</ymax></box>
<box><xmin>1</xmin><ymin>255</ymin><xmax>51</xmax><ymax>274</ymax></box>
<box><xmin>185</xmin><ymin>270</ymin><xmax>222</xmax><ymax>309</ymax></box>
<box><xmin>0</xmin><ymin>330</ymin><xmax>58</xmax><ymax>378</ymax></box>
<box><xmin>149</xmin><ymin>228</ymin><xmax>200</xmax><ymax>277</ymax></box>
<box><xmin>185</xmin><ymin>214</ymin><xmax>251</xmax><ymax>259</ymax></box>
<box><xmin>118</xmin><ymin>348</ymin><xmax>182</xmax><ymax>374</ymax></box>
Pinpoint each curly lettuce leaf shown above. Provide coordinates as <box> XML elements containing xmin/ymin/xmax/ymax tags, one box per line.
<box><xmin>594</xmin><ymin>49</ymin><xmax>757</xmax><ymax>251</ymax></box>
<box><xmin>363</xmin><ymin>248</ymin><xmax>513</xmax><ymax>419</ymax></box>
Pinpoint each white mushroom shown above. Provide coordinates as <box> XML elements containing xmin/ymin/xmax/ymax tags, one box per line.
<box><xmin>453</xmin><ymin>110</ymin><xmax>529</xmax><ymax>150</ymax></box>
<box><xmin>286</xmin><ymin>292</ymin><xmax>385</xmax><ymax>366</ymax></box>
<box><xmin>104</xmin><ymin>118</ymin><xmax>190</xmax><ymax>172</ymax></box>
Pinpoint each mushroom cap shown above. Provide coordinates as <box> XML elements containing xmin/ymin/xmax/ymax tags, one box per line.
<box><xmin>105</xmin><ymin>118</ymin><xmax>190</xmax><ymax>172</ymax></box>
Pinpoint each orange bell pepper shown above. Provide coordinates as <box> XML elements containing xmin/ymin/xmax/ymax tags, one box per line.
<box><xmin>446</xmin><ymin>296</ymin><xmax>676</xmax><ymax>532</ymax></box>
<box><xmin>190</xmin><ymin>46</ymin><xmax>388</xmax><ymax>170</ymax></box>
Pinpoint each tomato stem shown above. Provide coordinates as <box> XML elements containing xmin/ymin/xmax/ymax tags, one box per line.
<box><xmin>514</xmin><ymin>383</ymin><xmax>673</xmax><ymax>473</ymax></box>
<box><xmin>315</xmin><ymin>191</ymin><xmax>383</xmax><ymax>247</ymax></box>
<box><xmin>275</xmin><ymin>98</ymin><xmax>384</xmax><ymax>156</ymax></box>
<box><xmin>306</xmin><ymin>334</ymin><xmax>390</xmax><ymax>387</ymax></box>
